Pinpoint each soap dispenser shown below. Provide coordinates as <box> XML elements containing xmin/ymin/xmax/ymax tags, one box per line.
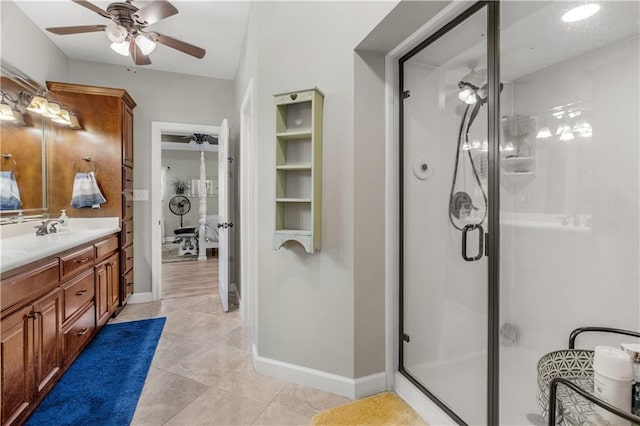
<box><xmin>59</xmin><ymin>209</ymin><xmax>69</xmax><ymax>229</ymax></box>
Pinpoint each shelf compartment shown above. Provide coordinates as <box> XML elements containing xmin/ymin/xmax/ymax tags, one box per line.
<box><xmin>276</xmin><ymin>202</ymin><xmax>311</xmax><ymax>232</ymax></box>
<box><xmin>276</xmin><ymin>138</ymin><xmax>312</xmax><ymax>166</ymax></box>
<box><xmin>276</xmin><ymin>169</ymin><xmax>311</xmax><ymax>200</ymax></box>
<box><xmin>277</xmin><ymin>101</ymin><xmax>312</xmax><ymax>132</ymax></box>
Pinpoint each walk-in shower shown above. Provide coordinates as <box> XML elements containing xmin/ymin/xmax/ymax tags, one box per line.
<box><xmin>400</xmin><ymin>1</ymin><xmax>640</xmax><ymax>424</ymax></box>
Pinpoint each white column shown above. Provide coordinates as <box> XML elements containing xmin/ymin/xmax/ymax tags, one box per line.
<box><xmin>198</xmin><ymin>150</ymin><xmax>207</xmax><ymax>261</ymax></box>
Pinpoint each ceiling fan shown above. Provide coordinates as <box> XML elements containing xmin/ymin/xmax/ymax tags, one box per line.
<box><xmin>46</xmin><ymin>0</ymin><xmax>206</xmax><ymax>66</ymax></box>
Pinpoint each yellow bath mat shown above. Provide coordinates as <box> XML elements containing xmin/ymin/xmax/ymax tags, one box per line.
<box><xmin>311</xmin><ymin>392</ymin><xmax>427</xmax><ymax>425</ymax></box>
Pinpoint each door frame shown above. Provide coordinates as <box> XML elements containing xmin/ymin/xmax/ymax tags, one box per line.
<box><xmin>151</xmin><ymin>121</ymin><xmax>221</xmax><ymax>301</ymax></box>
<box><xmin>384</xmin><ymin>1</ymin><xmax>501</xmax><ymax>424</ymax></box>
<box><xmin>239</xmin><ymin>79</ymin><xmax>257</xmax><ymax>324</ymax></box>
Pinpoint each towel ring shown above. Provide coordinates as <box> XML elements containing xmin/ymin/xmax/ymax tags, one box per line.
<box><xmin>1</xmin><ymin>154</ymin><xmax>16</xmax><ymax>173</ymax></box>
<box><xmin>73</xmin><ymin>157</ymin><xmax>97</xmax><ymax>173</ymax></box>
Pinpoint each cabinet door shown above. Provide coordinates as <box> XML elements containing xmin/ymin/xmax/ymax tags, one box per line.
<box><xmin>107</xmin><ymin>253</ymin><xmax>120</xmax><ymax>313</ymax></box>
<box><xmin>32</xmin><ymin>288</ymin><xmax>62</xmax><ymax>395</ymax></box>
<box><xmin>122</xmin><ymin>103</ymin><xmax>134</xmax><ymax>167</ymax></box>
<box><xmin>1</xmin><ymin>306</ymin><xmax>32</xmax><ymax>426</ymax></box>
<box><xmin>95</xmin><ymin>262</ymin><xmax>110</xmax><ymax>328</ymax></box>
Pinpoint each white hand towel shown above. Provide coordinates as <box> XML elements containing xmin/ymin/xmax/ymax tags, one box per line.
<box><xmin>71</xmin><ymin>171</ymin><xmax>106</xmax><ymax>209</ymax></box>
<box><xmin>0</xmin><ymin>171</ymin><xmax>22</xmax><ymax>210</ymax></box>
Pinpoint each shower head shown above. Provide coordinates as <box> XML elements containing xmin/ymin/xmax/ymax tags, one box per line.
<box><xmin>457</xmin><ymin>81</ymin><xmax>504</xmax><ymax>105</ymax></box>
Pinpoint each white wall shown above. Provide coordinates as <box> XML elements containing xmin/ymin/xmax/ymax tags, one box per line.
<box><xmin>162</xmin><ymin>150</ymin><xmax>218</xmax><ymax>237</ymax></box>
<box><xmin>68</xmin><ymin>59</ymin><xmax>235</xmax><ymax>294</ymax></box>
<box><xmin>240</xmin><ymin>1</ymin><xmax>395</xmax><ymax>379</ymax></box>
<box><xmin>0</xmin><ymin>1</ymin><xmax>68</xmax><ymax>84</ymax></box>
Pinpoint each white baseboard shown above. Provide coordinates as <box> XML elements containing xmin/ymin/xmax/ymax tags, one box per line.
<box><xmin>127</xmin><ymin>292</ymin><xmax>154</xmax><ymax>304</ymax></box>
<box><xmin>394</xmin><ymin>372</ymin><xmax>456</xmax><ymax>426</ymax></box>
<box><xmin>252</xmin><ymin>345</ymin><xmax>386</xmax><ymax>399</ymax></box>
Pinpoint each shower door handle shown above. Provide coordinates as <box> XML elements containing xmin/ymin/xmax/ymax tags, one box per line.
<box><xmin>462</xmin><ymin>224</ymin><xmax>484</xmax><ymax>262</ymax></box>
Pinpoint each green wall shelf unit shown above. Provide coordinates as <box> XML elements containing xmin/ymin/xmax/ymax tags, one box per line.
<box><xmin>273</xmin><ymin>88</ymin><xmax>324</xmax><ymax>253</ymax></box>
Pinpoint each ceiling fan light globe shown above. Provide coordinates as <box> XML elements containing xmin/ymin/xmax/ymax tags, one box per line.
<box><xmin>106</xmin><ymin>23</ymin><xmax>128</xmax><ymax>43</ymax></box>
<box><xmin>111</xmin><ymin>41</ymin><xmax>130</xmax><ymax>57</ymax></box>
<box><xmin>135</xmin><ymin>35</ymin><xmax>156</xmax><ymax>56</ymax></box>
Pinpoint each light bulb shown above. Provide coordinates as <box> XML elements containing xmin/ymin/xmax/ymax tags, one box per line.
<box><xmin>458</xmin><ymin>87</ymin><xmax>473</xmax><ymax>102</ymax></box>
<box><xmin>106</xmin><ymin>23</ymin><xmax>128</xmax><ymax>43</ymax></box>
<box><xmin>556</xmin><ymin>123</ymin><xmax>570</xmax><ymax>135</ymax></box>
<box><xmin>135</xmin><ymin>35</ymin><xmax>156</xmax><ymax>56</ymax></box>
<box><xmin>536</xmin><ymin>127</ymin><xmax>552</xmax><ymax>139</ymax></box>
<box><xmin>53</xmin><ymin>109</ymin><xmax>71</xmax><ymax>125</ymax></box>
<box><xmin>573</xmin><ymin>120</ymin><xmax>593</xmax><ymax>138</ymax></box>
<box><xmin>43</xmin><ymin>102</ymin><xmax>60</xmax><ymax>118</ymax></box>
<box><xmin>559</xmin><ymin>130</ymin><xmax>575</xmax><ymax>141</ymax></box>
<box><xmin>462</xmin><ymin>142</ymin><xmax>471</xmax><ymax>151</ymax></box>
<box><xmin>26</xmin><ymin>96</ymin><xmax>48</xmax><ymax>114</ymax></box>
<box><xmin>0</xmin><ymin>104</ymin><xmax>16</xmax><ymax>121</ymax></box>
<box><xmin>562</xmin><ymin>4</ymin><xmax>600</xmax><ymax>22</ymax></box>
<box><xmin>111</xmin><ymin>41</ymin><xmax>130</xmax><ymax>57</ymax></box>
<box><xmin>465</xmin><ymin>93</ymin><xmax>478</xmax><ymax>105</ymax></box>
<box><xmin>471</xmin><ymin>139</ymin><xmax>482</xmax><ymax>149</ymax></box>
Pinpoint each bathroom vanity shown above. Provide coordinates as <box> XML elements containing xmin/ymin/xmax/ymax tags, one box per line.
<box><xmin>0</xmin><ymin>219</ymin><xmax>120</xmax><ymax>426</ymax></box>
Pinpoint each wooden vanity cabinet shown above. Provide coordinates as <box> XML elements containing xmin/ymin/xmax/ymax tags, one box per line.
<box><xmin>47</xmin><ymin>81</ymin><xmax>136</xmax><ymax>311</ymax></box>
<box><xmin>0</xmin><ymin>234</ymin><xmax>119</xmax><ymax>426</ymax></box>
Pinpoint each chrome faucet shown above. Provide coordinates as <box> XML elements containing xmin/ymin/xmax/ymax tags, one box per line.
<box><xmin>34</xmin><ymin>219</ymin><xmax>62</xmax><ymax>236</ymax></box>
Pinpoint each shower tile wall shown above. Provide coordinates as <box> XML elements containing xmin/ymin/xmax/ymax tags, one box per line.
<box><xmin>499</xmin><ymin>21</ymin><xmax>639</xmax><ymax>426</ymax></box>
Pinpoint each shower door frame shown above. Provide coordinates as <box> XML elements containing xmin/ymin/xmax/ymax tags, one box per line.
<box><xmin>397</xmin><ymin>1</ymin><xmax>501</xmax><ymax>424</ymax></box>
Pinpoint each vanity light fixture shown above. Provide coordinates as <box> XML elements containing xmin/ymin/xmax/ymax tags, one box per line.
<box><xmin>0</xmin><ymin>103</ymin><xmax>16</xmax><ymax>121</ymax></box>
<box><xmin>573</xmin><ymin>120</ymin><xmax>593</xmax><ymax>138</ymax></box>
<box><xmin>68</xmin><ymin>114</ymin><xmax>81</xmax><ymax>129</ymax></box>
<box><xmin>562</xmin><ymin>4</ymin><xmax>600</xmax><ymax>23</ymax></box>
<box><xmin>536</xmin><ymin>126</ymin><xmax>553</xmax><ymax>139</ymax></box>
<box><xmin>26</xmin><ymin>95</ymin><xmax>48</xmax><ymax>114</ymax></box>
<box><xmin>559</xmin><ymin>129</ymin><xmax>575</xmax><ymax>141</ymax></box>
<box><xmin>52</xmin><ymin>109</ymin><xmax>71</xmax><ymax>125</ymax></box>
<box><xmin>43</xmin><ymin>102</ymin><xmax>61</xmax><ymax>119</ymax></box>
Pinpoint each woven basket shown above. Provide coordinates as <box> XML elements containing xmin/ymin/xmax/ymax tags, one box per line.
<box><xmin>537</xmin><ymin>349</ymin><xmax>598</xmax><ymax>425</ymax></box>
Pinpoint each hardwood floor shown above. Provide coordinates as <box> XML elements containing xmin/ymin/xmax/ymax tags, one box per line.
<box><xmin>162</xmin><ymin>258</ymin><xmax>218</xmax><ymax>300</ymax></box>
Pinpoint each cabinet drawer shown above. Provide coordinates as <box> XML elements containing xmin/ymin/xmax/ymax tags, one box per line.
<box><xmin>1</xmin><ymin>259</ymin><xmax>59</xmax><ymax>313</ymax></box>
<box><xmin>62</xmin><ymin>269</ymin><xmax>94</xmax><ymax>323</ymax></box>
<box><xmin>122</xmin><ymin>166</ymin><xmax>133</xmax><ymax>190</ymax></box>
<box><xmin>60</xmin><ymin>246</ymin><xmax>94</xmax><ymax>281</ymax></box>
<box><xmin>123</xmin><ymin>269</ymin><xmax>134</xmax><ymax>299</ymax></box>
<box><xmin>63</xmin><ymin>303</ymin><xmax>95</xmax><ymax>365</ymax></box>
<box><xmin>122</xmin><ymin>192</ymin><xmax>133</xmax><ymax>220</ymax></box>
<box><xmin>121</xmin><ymin>245</ymin><xmax>134</xmax><ymax>274</ymax></box>
<box><xmin>95</xmin><ymin>236</ymin><xmax>118</xmax><ymax>261</ymax></box>
<box><xmin>121</xmin><ymin>219</ymin><xmax>133</xmax><ymax>247</ymax></box>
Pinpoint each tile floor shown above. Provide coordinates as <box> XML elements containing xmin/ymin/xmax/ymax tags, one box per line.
<box><xmin>110</xmin><ymin>259</ymin><xmax>351</xmax><ymax>425</ymax></box>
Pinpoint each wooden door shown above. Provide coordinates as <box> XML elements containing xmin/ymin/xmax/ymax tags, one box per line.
<box><xmin>1</xmin><ymin>306</ymin><xmax>32</xmax><ymax>426</ymax></box>
<box><xmin>107</xmin><ymin>253</ymin><xmax>119</xmax><ymax>313</ymax></box>
<box><xmin>95</xmin><ymin>262</ymin><xmax>110</xmax><ymax>328</ymax></box>
<box><xmin>31</xmin><ymin>288</ymin><xmax>62</xmax><ymax>395</ymax></box>
<box><xmin>122</xmin><ymin>103</ymin><xmax>134</xmax><ymax>168</ymax></box>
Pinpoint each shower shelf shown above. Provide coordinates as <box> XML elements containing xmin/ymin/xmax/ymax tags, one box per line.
<box><xmin>501</xmin><ymin>156</ymin><xmax>536</xmax><ymax>175</ymax></box>
<box><xmin>273</xmin><ymin>88</ymin><xmax>323</xmax><ymax>253</ymax></box>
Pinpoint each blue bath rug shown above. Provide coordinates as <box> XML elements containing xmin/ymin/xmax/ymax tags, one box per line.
<box><xmin>26</xmin><ymin>317</ymin><xmax>166</xmax><ymax>426</ymax></box>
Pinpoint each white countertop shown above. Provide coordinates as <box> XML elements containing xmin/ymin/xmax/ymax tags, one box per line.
<box><xmin>0</xmin><ymin>217</ymin><xmax>121</xmax><ymax>274</ymax></box>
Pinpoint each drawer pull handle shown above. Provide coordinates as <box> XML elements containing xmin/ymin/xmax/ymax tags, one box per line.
<box><xmin>127</xmin><ymin>283</ymin><xmax>134</xmax><ymax>287</ymax></box>
<box><xmin>76</xmin><ymin>289</ymin><xmax>88</xmax><ymax>296</ymax></box>
<box><xmin>74</xmin><ymin>257</ymin><xmax>90</xmax><ymax>263</ymax></box>
<box><xmin>77</xmin><ymin>328</ymin><xmax>89</xmax><ymax>336</ymax></box>
<box><xmin>127</xmin><ymin>256</ymin><xmax>134</xmax><ymax>260</ymax></box>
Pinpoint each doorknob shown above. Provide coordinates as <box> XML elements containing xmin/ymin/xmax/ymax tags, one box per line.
<box><xmin>228</xmin><ymin>222</ymin><xmax>233</xmax><ymax>228</ymax></box>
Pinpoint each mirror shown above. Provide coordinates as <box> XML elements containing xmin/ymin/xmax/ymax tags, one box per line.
<box><xmin>0</xmin><ymin>62</ymin><xmax>48</xmax><ymax>214</ymax></box>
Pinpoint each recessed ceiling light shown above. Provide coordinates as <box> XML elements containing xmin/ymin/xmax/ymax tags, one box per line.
<box><xmin>562</xmin><ymin>4</ymin><xmax>600</xmax><ymax>22</ymax></box>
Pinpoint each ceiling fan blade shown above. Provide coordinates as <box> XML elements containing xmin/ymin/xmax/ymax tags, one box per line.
<box><xmin>71</xmin><ymin>0</ymin><xmax>112</xmax><ymax>19</ymax></box>
<box><xmin>130</xmin><ymin>40</ymin><xmax>152</xmax><ymax>66</ymax></box>
<box><xmin>134</xmin><ymin>1</ymin><xmax>178</xmax><ymax>26</ymax></box>
<box><xmin>46</xmin><ymin>25</ymin><xmax>107</xmax><ymax>35</ymax></box>
<box><xmin>148</xmin><ymin>32</ymin><xmax>206</xmax><ymax>59</ymax></box>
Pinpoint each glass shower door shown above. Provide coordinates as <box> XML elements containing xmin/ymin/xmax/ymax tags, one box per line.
<box><xmin>400</xmin><ymin>5</ymin><xmax>489</xmax><ymax>424</ymax></box>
